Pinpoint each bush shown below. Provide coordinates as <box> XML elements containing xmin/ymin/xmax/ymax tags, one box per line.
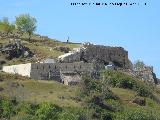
<box><xmin>58</xmin><ymin>107</ymin><xmax>86</xmax><ymax>120</ymax></box>
<box><xmin>115</xmin><ymin>107</ymin><xmax>160</xmax><ymax>120</ymax></box>
<box><xmin>35</xmin><ymin>103</ymin><xmax>61</xmax><ymax>120</ymax></box>
<box><xmin>134</xmin><ymin>84</ymin><xmax>153</xmax><ymax>98</ymax></box>
<box><xmin>102</xmin><ymin>70</ymin><xmax>154</xmax><ymax>98</ymax></box>
<box><xmin>0</xmin><ymin>99</ymin><xmax>13</xmax><ymax>119</ymax></box>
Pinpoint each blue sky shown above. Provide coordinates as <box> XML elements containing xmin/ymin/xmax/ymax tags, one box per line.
<box><xmin>0</xmin><ymin>0</ymin><xmax>160</xmax><ymax>77</ymax></box>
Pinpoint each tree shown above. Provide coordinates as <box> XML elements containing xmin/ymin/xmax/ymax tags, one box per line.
<box><xmin>0</xmin><ymin>17</ymin><xmax>15</xmax><ymax>35</ymax></box>
<box><xmin>15</xmin><ymin>14</ymin><xmax>37</xmax><ymax>41</ymax></box>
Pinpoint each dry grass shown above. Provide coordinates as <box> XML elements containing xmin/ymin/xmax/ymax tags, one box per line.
<box><xmin>0</xmin><ymin>72</ymin><xmax>81</xmax><ymax>107</ymax></box>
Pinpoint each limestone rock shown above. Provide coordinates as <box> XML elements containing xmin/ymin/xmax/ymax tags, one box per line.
<box><xmin>92</xmin><ymin>96</ymin><xmax>115</xmax><ymax>111</ymax></box>
<box><xmin>135</xmin><ymin>66</ymin><xmax>158</xmax><ymax>84</ymax></box>
<box><xmin>0</xmin><ymin>42</ymin><xmax>34</xmax><ymax>59</ymax></box>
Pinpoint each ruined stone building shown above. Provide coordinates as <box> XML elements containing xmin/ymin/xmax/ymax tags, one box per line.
<box><xmin>2</xmin><ymin>43</ymin><xmax>159</xmax><ymax>85</ymax></box>
<box><xmin>2</xmin><ymin>62</ymin><xmax>104</xmax><ymax>85</ymax></box>
<box><xmin>58</xmin><ymin>43</ymin><xmax>132</xmax><ymax>69</ymax></box>
<box><xmin>2</xmin><ymin>43</ymin><xmax>133</xmax><ymax>84</ymax></box>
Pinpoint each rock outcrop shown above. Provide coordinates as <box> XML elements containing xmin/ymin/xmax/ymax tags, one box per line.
<box><xmin>122</xmin><ymin>66</ymin><xmax>158</xmax><ymax>84</ymax></box>
<box><xmin>134</xmin><ymin>66</ymin><xmax>158</xmax><ymax>84</ymax></box>
<box><xmin>132</xmin><ymin>97</ymin><xmax>146</xmax><ymax>106</ymax></box>
<box><xmin>0</xmin><ymin>42</ymin><xmax>33</xmax><ymax>59</ymax></box>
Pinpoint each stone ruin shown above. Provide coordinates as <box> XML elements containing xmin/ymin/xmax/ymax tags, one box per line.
<box><xmin>2</xmin><ymin>62</ymin><xmax>104</xmax><ymax>85</ymax></box>
<box><xmin>58</xmin><ymin>43</ymin><xmax>132</xmax><ymax>69</ymax></box>
<box><xmin>1</xmin><ymin>42</ymin><xmax>159</xmax><ymax>85</ymax></box>
<box><xmin>58</xmin><ymin>43</ymin><xmax>159</xmax><ymax>84</ymax></box>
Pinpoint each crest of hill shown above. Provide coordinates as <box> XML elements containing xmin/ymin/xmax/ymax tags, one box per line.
<box><xmin>0</xmin><ymin>33</ymin><xmax>80</xmax><ymax>65</ymax></box>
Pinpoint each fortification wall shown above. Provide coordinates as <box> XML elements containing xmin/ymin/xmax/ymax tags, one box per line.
<box><xmin>2</xmin><ymin>62</ymin><xmax>103</xmax><ymax>84</ymax></box>
<box><xmin>30</xmin><ymin>63</ymin><xmax>61</xmax><ymax>81</ymax></box>
<box><xmin>81</xmin><ymin>45</ymin><xmax>129</xmax><ymax>68</ymax></box>
<box><xmin>58</xmin><ymin>44</ymin><xmax>131</xmax><ymax>69</ymax></box>
<box><xmin>30</xmin><ymin>62</ymin><xmax>97</xmax><ymax>82</ymax></box>
<box><xmin>2</xmin><ymin>63</ymin><xmax>31</xmax><ymax>77</ymax></box>
<box><xmin>60</xmin><ymin>62</ymin><xmax>94</xmax><ymax>73</ymax></box>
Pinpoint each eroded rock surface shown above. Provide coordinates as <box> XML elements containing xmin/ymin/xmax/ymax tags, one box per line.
<box><xmin>0</xmin><ymin>42</ymin><xmax>33</xmax><ymax>59</ymax></box>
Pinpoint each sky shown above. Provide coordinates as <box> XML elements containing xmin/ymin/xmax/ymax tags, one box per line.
<box><xmin>0</xmin><ymin>0</ymin><xmax>160</xmax><ymax>77</ymax></box>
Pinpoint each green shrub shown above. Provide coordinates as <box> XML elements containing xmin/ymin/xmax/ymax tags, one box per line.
<box><xmin>0</xmin><ymin>99</ymin><xmax>13</xmax><ymax>119</ymax></box>
<box><xmin>58</xmin><ymin>107</ymin><xmax>86</xmax><ymax>120</ymax></box>
<box><xmin>80</xmin><ymin>75</ymin><xmax>119</xmax><ymax>101</ymax></box>
<box><xmin>134</xmin><ymin>84</ymin><xmax>153</xmax><ymax>98</ymax></box>
<box><xmin>115</xmin><ymin>107</ymin><xmax>160</xmax><ymax>120</ymax></box>
<box><xmin>102</xmin><ymin>70</ymin><xmax>154</xmax><ymax>98</ymax></box>
<box><xmin>35</xmin><ymin>103</ymin><xmax>61</xmax><ymax>120</ymax></box>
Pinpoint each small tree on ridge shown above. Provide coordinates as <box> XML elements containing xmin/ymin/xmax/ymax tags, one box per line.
<box><xmin>15</xmin><ymin>14</ymin><xmax>37</xmax><ymax>41</ymax></box>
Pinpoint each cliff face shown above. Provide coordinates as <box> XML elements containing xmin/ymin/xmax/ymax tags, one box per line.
<box><xmin>58</xmin><ymin>43</ymin><xmax>132</xmax><ymax>69</ymax></box>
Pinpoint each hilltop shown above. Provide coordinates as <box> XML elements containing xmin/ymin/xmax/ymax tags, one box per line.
<box><xmin>0</xmin><ymin>33</ymin><xmax>80</xmax><ymax>66</ymax></box>
<box><xmin>0</xmin><ymin>33</ymin><xmax>160</xmax><ymax>119</ymax></box>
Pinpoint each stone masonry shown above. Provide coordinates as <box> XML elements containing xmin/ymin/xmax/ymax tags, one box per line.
<box><xmin>3</xmin><ymin>62</ymin><xmax>104</xmax><ymax>85</ymax></box>
<box><xmin>58</xmin><ymin>43</ymin><xmax>132</xmax><ymax>69</ymax></box>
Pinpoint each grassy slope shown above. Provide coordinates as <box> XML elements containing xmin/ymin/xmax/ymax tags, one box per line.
<box><xmin>1</xmin><ymin>72</ymin><xmax>160</xmax><ymax>111</ymax></box>
<box><xmin>0</xmin><ymin>35</ymin><xmax>80</xmax><ymax>65</ymax></box>
<box><xmin>0</xmin><ymin>73</ymin><xmax>80</xmax><ymax>107</ymax></box>
<box><xmin>1</xmin><ymin>35</ymin><xmax>160</xmax><ymax>119</ymax></box>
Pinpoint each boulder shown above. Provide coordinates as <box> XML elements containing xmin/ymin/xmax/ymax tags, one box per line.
<box><xmin>92</xmin><ymin>96</ymin><xmax>115</xmax><ymax>111</ymax></box>
<box><xmin>132</xmin><ymin>97</ymin><xmax>146</xmax><ymax>106</ymax></box>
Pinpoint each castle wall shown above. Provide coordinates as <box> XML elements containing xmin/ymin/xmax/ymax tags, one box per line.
<box><xmin>30</xmin><ymin>62</ymin><xmax>97</xmax><ymax>83</ymax></box>
<box><xmin>2</xmin><ymin>63</ymin><xmax>31</xmax><ymax>77</ymax></box>
<box><xmin>30</xmin><ymin>63</ymin><xmax>61</xmax><ymax>81</ymax></box>
<box><xmin>58</xmin><ymin>44</ymin><xmax>131</xmax><ymax>69</ymax></box>
<box><xmin>81</xmin><ymin>45</ymin><xmax>129</xmax><ymax>68</ymax></box>
<box><xmin>2</xmin><ymin>62</ymin><xmax>103</xmax><ymax>84</ymax></box>
<box><xmin>60</xmin><ymin>62</ymin><xmax>94</xmax><ymax>73</ymax></box>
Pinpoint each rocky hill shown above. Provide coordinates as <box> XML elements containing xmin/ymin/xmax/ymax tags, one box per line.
<box><xmin>0</xmin><ymin>33</ymin><xmax>160</xmax><ymax>120</ymax></box>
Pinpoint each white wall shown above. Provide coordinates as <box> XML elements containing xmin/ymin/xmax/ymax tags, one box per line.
<box><xmin>2</xmin><ymin>63</ymin><xmax>31</xmax><ymax>77</ymax></box>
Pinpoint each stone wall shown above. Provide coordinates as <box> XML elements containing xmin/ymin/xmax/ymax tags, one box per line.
<box><xmin>82</xmin><ymin>44</ymin><xmax>130</xmax><ymax>68</ymax></box>
<box><xmin>30</xmin><ymin>63</ymin><xmax>61</xmax><ymax>81</ymax></box>
<box><xmin>61</xmin><ymin>73</ymin><xmax>82</xmax><ymax>85</ymax></box>
<box><xmin>58</xmin><ymin>43</ymin><xmax>131</xmax><ymax>69</ymax></box>
<box><xmin>30</xmin><ymin>62</ymin><xmax>101</xmax><ymax>82</ymax></box>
